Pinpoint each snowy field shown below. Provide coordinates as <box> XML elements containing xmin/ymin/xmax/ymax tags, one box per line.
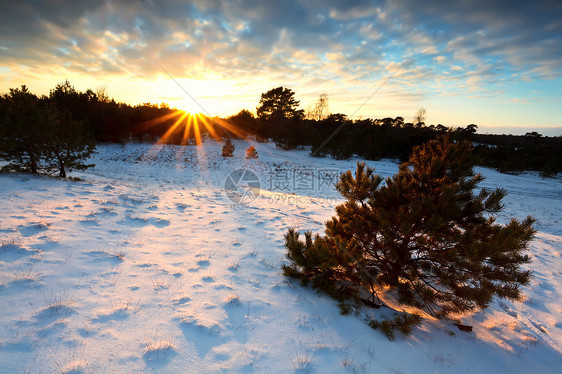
<box><xmin>0</xmin><ymin>139</ymin><xmax>560</xmax><ymax>373</ymax></box>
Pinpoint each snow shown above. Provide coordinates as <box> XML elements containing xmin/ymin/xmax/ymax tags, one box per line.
<box><xmin>0</xmin><ymin>139</ymin><xmax>561</xmax><ymax>373</ymax></box>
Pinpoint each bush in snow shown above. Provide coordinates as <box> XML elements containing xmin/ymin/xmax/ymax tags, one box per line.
<box><xmin>283</xmin><ymin>134</ymin><xmax>535</xmax><ymax>319</ymax></box>
<box><xmin>222</xmin><ymin>138</ymin><xmax>235</xmax><ymax>157</ymax></box>
<box><xmin>245</xmin><ymin>145</ymin><xmax>258</xmax><ymax>159</ymax></box>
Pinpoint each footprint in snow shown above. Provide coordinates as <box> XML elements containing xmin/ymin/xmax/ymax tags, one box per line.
<box><xmin>19</xmin><ymin>222</ymin><xmax>49</xmax><ymax>237</ymax></box>
<box><xmin>148</xmin><ymin>217</ymin><xmax>170</xmax><ymax>227</ymax></box>
<box><xmin>173</xmin><ymin>296</ymin><xmax>191</xmax><ymax>305</ymax></box>
<box><xmin>85</xmin><ymin>251</ymin><xmax>124</xmax><ymax>264</ymax></box>
<box><xmin>214</xmin><ymin>284</ymin><xmax>233</xmax><ymax>290</ymax></box>
<box><xmin>91</xmin><ymin>308</ymin><xmax>130</xmax><ymax>324</ymax></box>
<box><xmin>529</xmin><ymin>319</ymin><xmax>549</xmax><ymax>334</ymax></box>
<box><xmin>79</xmin><ymin>219</ymin><xmax>100</xmax><ymax>227</ymax></box>
<box><xmin>118</xmin><ymin>216</ymin><xmax>148</xmax><ymax>227</ymax></box>
<box><xmin>499</xmin><ymin>301</ymin><xmax>518</xmax><ymax>318</ymax></box>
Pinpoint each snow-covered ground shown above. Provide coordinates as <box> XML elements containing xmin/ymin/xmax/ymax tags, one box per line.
<box><xmin>0</xmin><ymin>139</ymin><xmax>560</xmax><ymax>373</ymax></box>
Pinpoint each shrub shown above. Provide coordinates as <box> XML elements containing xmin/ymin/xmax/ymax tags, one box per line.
<box><xmin>245</xmin><ymin>145</ymin><xmax>259</xmax><ymax>159</ymax></box>
<box><xmin>222</xmin><ymin>138</ymin><xmax>235</xmax><ymax>157</ymax></box>
<box><xmin>283</xmin><ymin>134</ymin><xmax>535</xmax><ymax>318</ymax></box>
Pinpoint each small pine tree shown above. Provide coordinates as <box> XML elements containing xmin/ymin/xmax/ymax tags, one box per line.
<box><xmin>245</xmin><ymin>145</ymin><xmax>258</xmax><ymax>159</ymax></box>
<box><xmin>222</xmin><ymin>138</ymin><xmax>235</xmax><ymax>157</ymax></box>
<box><xmin>284</xmin><ymin>135</ymin><xmax>535</xmax><ymax>318</ymax></box>
<box><xmin>43</xmin><ymin>106</ymin><xmax>95</xmax><ymax>178</ymax></box>
<box><xmin>0</xmin><ymin>85</ymin><xmax>95</xmax><ymax>177</ymax></box>
<box><xmin>0</xmin><ymin>86</ymin><xmax>45</xmax><ymax>174</ymax></box>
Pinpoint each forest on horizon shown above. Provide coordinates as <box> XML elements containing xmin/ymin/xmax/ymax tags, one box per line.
<box><xmin>1</xmin><ymin>80</ymin><xmax>561</xmax><ymax>176</ymax></box>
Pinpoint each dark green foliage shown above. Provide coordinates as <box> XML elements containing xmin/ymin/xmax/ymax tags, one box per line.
<box><xmin>368</xmin><ymin>312</ymin><xmax>422</xmax><ymax>340</ymax></box>
<box><xmin>222</xmin><ymin>138</ymin><xmax>235</xmax><ymax>157</ymax></box>
<box><xmin>228</xmin><ymin>110</ymin><xmax>257</xmax><ymax>135</ymax></box>
<box><xmin>337</xmin><ymin>301</ymin><xmax>355</xmax><ymax>316</ymax></box>
<box><xmin>43</xmin><ymin>107</ymin><xmax>95</xmax><ymax>178</ymax></box>
<box><xmin>472</xmin><ymin>142</ymin><xmax>562</xmax><ymax>176</ymax></box>
<box><xmin>256</xmin><ymin>87</ymin><xmax>304</xmax><ymax>121</ymax></box>
<box><xmin>283</xmin><ymin>135</ymin><xmax>535</xmax><ymax>318</ymax></box>
<box><xmin>0</xmin><ymin>86</ymin><xmax>45</xmax><ymax>174</ymax></box>
<box><xmin>0</xmin><ymin>84</ymin><xmax>95</xmax><ymax>177</ymax></box>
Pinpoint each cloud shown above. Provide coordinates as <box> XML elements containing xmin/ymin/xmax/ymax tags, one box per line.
<box><xmin>0</xmin><ymin>0</ymin><xmax>561</xmax><ymax>124</ymax></box>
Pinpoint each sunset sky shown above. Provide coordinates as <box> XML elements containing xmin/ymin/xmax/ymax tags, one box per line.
<box><xmin>1</xmin><ymin>0</ymin><xmax>561</xmax><ymax>134</ymax></box>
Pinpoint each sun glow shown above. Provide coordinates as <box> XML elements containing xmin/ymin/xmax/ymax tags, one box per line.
<box><xmin>135</xmin><ymin>109</ymin><xmax>248</xmax><ymax>163</ymax></box>
<box><xmin>135</xmin><ymin>110</ymin><xmax>245</xmax><ymax>147</ymax></box>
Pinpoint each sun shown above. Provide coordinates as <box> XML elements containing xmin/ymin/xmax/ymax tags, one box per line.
<box><xmin>134</xmin><ymin>109</ymin><xmax>245</xmax><ymax>146</ymax></box>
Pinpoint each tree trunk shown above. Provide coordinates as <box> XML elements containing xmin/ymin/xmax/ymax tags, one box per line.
<box><xmin>59</xmin><ymin>164</ymin><xmax>66</xmax><ymax>178</ymax></box>
<box><xmin>30</xmin><ymin>154</ymin><xmax>38</xmax><ymax>174</ymax></box>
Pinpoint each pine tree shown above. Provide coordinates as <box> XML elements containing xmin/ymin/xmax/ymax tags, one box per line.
<box><xmin>0</xmin><ymin>85</ymin><xmax>95</xmax><ymax>177</ymax></box>
<box><xmin>245</xmin><ymin>145</ymin><xmax>258</xmax><ymax>159</ymax></box>
<box><xmin>256</xmin><ymin>87</ymin><xmax>304</xmax><ymax>121</ymax></box>
<box><xmin>0</xmin><ymin>86</ymin><xmax>48</xmax><ymax>174</ymax></box>
<box><xmin>222</xmin><ymin>138</ymin><xmax>235</xmax><ymax>157</ymax></box>
<box><xmin>43</xmin><ymin>106</ymin><xmax>95</xmax><ymax>178</ymax></box>
<box><xmin>284</xmin><ymin>135</ymin><xmax>535</xmax><ymax>317</ymax></box>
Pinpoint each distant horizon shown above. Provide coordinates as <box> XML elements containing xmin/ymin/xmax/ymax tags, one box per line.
<box><xmin>2</xmin><ymin>83</ymin><xmax>560</xmax><ymax>138</ymax></box>
<box><xmin>476</xmin><ymin>126</ymin><xmax>562</xmax><ymax>137</ymax></box>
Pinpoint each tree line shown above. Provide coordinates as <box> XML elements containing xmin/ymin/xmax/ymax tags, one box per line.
<box><xmin>235</xmin><ymin>87</ymin><xmax>561</xmax><ymax>175</ymax></box>
<box><xmin>1</xmin><ymin>82</ymin><xmax>560</xmax><ymax>177</ymax></box>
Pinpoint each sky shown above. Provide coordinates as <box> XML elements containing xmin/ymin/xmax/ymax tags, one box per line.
<box><xmin>1</xmin><ymin>0</ymin><xmax>561</xmax><ymax>135</ymax></box>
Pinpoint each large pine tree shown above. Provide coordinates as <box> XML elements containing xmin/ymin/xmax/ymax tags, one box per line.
<box><xmin>284</xmin><ymin>135</ymin><xmax>535</xmax><ymax>317</ymax></box>
<box><xmin>256</xmin><ymin>87</ymin><xmax>304</xmax><ymax>121</ymax></box>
